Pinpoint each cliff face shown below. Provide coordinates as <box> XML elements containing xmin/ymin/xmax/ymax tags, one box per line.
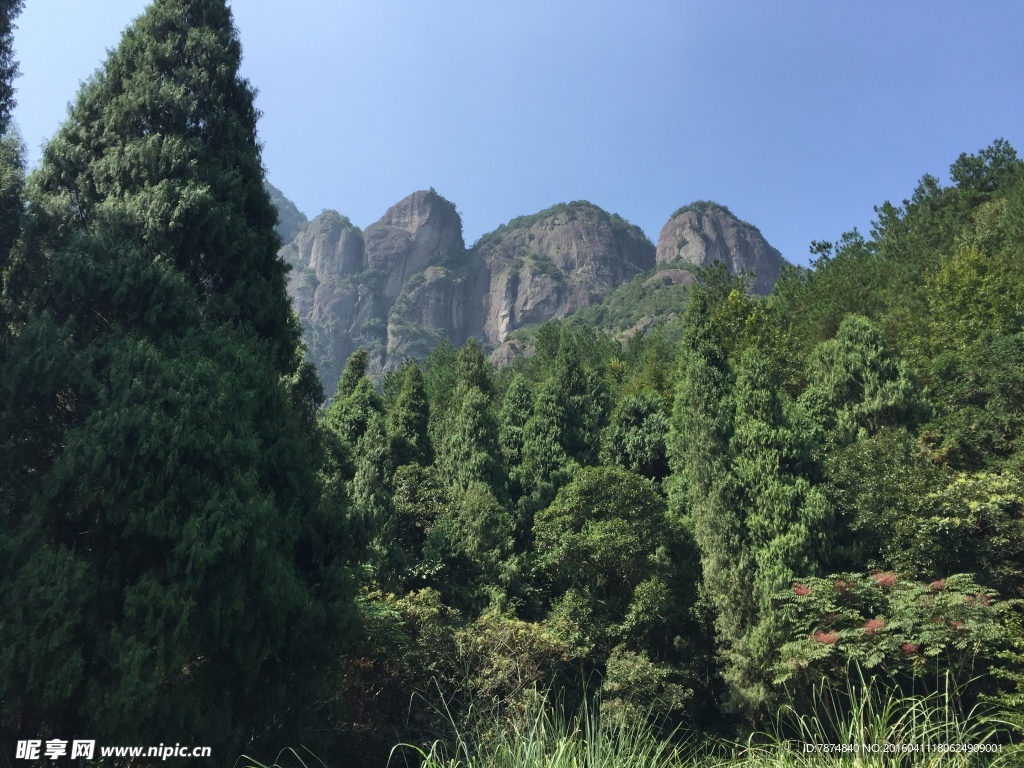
<box><xmin>655</xmin><ymin>201</ymin><xmax>785</xmax><ymax>295</ymax></box>
<box><xmin>474</xmin><ymin>202</ymin><xmax>656</xmax><ymax>343</ymax></box>
<box><xmin>276</xmin><ymin>189</ymin><xmax>788</xmax><ymax>398</ymax></box>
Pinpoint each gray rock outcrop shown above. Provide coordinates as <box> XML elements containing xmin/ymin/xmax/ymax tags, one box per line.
<box><xmin>655</xmin><ymin>201</ymin><xmax>785</xmax><ymax>295</ymax></box>
<box><xmin>274</xmin><ymin>188</ymin><xmax>789</xmax><ymax>398</ymax></box>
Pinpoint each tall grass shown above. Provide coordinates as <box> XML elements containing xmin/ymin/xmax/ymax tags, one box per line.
<box><xmin>389</xmin><ymin>691</ymin><xmax>683</xmax><ymax>768</ymax></box>
<box><xmin>386</xmin><ymin>672</ymin><xmax>1018</xmax><ymax>768</ymax></box>
<box><xmin>235</xmin><ymin>671</ymin><xmax>1018</xmax><ymax>767</ymax></box>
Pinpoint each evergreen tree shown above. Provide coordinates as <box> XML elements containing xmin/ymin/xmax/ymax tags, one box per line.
<box><xmin>665</xmin><ymin>290</ymin><xmax>748</xmax><ymax>715</ymax></box>
<box><xmin>337</xmin><ymin>348</ymin><xmax>371</xmax><ymax>401</ymax></box>
<box><xmin>726</xmin><ymin>348</ymin><xmax>831</xmax><ymax>718</ymax></box>
<box><xmin>388</xmin><ymin>361</ymin><xmax>432</xmax><ymax>467</ymax></box>
<box><xmin>800</xmin><ymin>315</ymin><xmax>925</xmax><ymax>449</ymax></box>
<box><xmin>356</xmin><ymin>410</ymin><xmax>394</xmax><ymax>549</ymax></box>
<box><xmin>517</xmin><ymin>379</ymin><xmax>577</xmax><ymax>514</ymax></box>
<box><xmin>0</xmin><ymin>0</ymin><xmax>354</xmax><ymax>756</ymax></box>
<box><xmin>376</xmin><ymin>463</ymin><xmax>448</xmax><ymax>591</ymax></box>
<box><xmin>323</xmin><ymin>349</ymin><xmax>382</xmax><ymax>459</ymax></box>
<box><xmin>0</xmin><ymin>0</ymin><xmax>23</xmax><ymax>298</ymax></box>
<box><xmin>22</xmin><ymin>0</ymin><xmax>299</xmax><ymax>371</ymax></box>
<box><xmin>437</xmin><ymin>385</ymin><xmax>504</xmax><ymax>497</ymax></box>
<box><xmin>456</xmin><ymin>337</ymin><xmax>491</xmax><ymax>395</ymax></box>
<box><xmin>498</xmin><ymin>373</ymin><xmax>534</xmax><ymax>498</ymax></box>
<box><xmin>600</xmin><ymin>390</ymin><xmax>670</xmax><ymax>481</ymax></box>
<box><xmin>552</xmin><ymin>326</ymin><xmax>603</xmax><ymax>465</ymax></box>
<box><xmin>0</xmin><ymin>0</ymin><xmax>21</xmax><ymax>133</ymax></box>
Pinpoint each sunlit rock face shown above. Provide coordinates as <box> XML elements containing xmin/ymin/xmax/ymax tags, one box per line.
<box><xmin>655</xmin><ymin>201</ymin><xmax>785</xmax><ymax>295</ymax></box>
<box><xmin>276</xmin><ymin>190</ymin><xmax>786</xmax><ymax>398</ymax></box>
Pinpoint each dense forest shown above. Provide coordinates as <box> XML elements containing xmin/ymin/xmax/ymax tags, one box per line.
<box><xmin>2</xmin><ymin>2</ymin><xmax>1024</xmax><ymax>767</ymax></box>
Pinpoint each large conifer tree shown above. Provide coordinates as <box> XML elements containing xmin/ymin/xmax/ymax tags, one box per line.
<box><xmin>0</xmin><ymin>0</ymin><xmax>22</xmax><ymax>299</ymax></box>
<box><xmin>725</xmin><ymin>347</ymin><xmax>831</xmax><ymax>719</ymax></box>
<box><xmin>0</xmin><ymin>0</ymin><xmax>354</xmax><ymax>756</ymax></box>
<box><xmin>666</xmin><ymin>291</ymin><xmax>748</xmax><ymax>716</ymax></box>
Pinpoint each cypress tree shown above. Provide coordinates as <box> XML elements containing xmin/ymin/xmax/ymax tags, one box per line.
<box><xmin>336</xmin><ymin>348</ymin><xmax>371</xmax><ymax>401</ymax></box>
<box><xmin>456</xmin><ymin>337</ymin><xmax>491</xmax><ymax>396</ymax></box>
<box><xmin>0</xmin><ymin>0</ymin><xmax>354</xmax><ymax>756</ymax></box>
<box><xmin>356</xmin><ymin>410</ymin><xmax>394</xmax><ymax>549</ymax></box>
<box><xmin>437</xmin><ymin>385</ymin><xmax>505</xmax><ymax>497</ymax></box>
<box><xmin>665</xmin><ymin>291</ymin><xmax>749</xmax><ymax>715</ymax></box>
<box><xmin>388</xmin><ymin>361</ymin><xmax>431</xmax><ymax>467</ymax></box>
<box><xmin>600</xmin><ymin>390</ymin><xmax>670</xmax><ymax>481</ymax></box>
<box><xmin>498</xmin><ymin>373</ymin><xmax>534</xmax><ymax>497</ymax></box>
<box><xmin>518</xmin><ymin>379</ymin><xmax>577</xmax><ymax>514</ymax></box>
<box><xmin>435</xmin><ymin>339</ymin><xmax>503</xmax><ymax>496</ymax></box>
<box><xmin>726</xmin><ymin>348</ymin><xmax>831</xmax><ymax>719</ymax></box>
<box><xmin>323</xmin><ymin>350</ymin><xmax>382</xmax><ymax>461</ymax></box>
<box><xmin>0</xmin><ymin>0</ymin><xmax>23</xmax><ymax>298</ymax></box>
<box><xmin>800</xmin><ymin>315</ymin><xmax>924</xmax><ymax>448</ymax></box>
<box><xmin>552</xmin><ymin>326</ymin><xmax>602</xmax><ymax>465</ymax></box>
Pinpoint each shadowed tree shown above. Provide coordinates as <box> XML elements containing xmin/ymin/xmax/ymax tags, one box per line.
<box><xmin>0</xmin><ymin>0</ymin><xmax>355</xmax><ymax>757</ymax></box>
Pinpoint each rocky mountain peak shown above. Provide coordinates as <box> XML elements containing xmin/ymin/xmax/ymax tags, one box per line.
<box><xmin>473</xmin><ymin>201</ymin><xmax>657</xmax><ymax>342</ymax></box>
<box><xmin>272</xmin><ymin>186</ymin><xmax>789</xmax><ymax>398</ymax></box>
<box><xmin>655</xmin><ymin>201</ymin><xmax>784</xmax><ymax>294</ymax></box>
<box><xmin>365</xmin><ymin>189</ymin><xmax>465</xmax><ymax>298</ymax></box>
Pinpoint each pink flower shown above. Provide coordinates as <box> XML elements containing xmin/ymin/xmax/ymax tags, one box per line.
<box><xmin>930</xmin><ymin>580</ymin><xmax>946</xmax><ymax>592</ymax></box>
<box><xmin>792</xmin><ymin>584</ymin><xmax>811</xmax><ymax>597</ymax></box>
<box><xmin>901</xmin><ymin>643</ymin><xmax>920</xmax><ymax>653</ymax></box>
<box><xmin>873</xmin><ymin>571</ymin><xmax>897</xmax><ymax>589</ymax></box>
<box><xmin>864</xmin><ymin>618</ymin><xmax>884</xmax><ymax>635</ymax></box>
<box><xmin>813</xmin><ymin>630</ymin><xmax>839</xmax><ymax>645</ymax></box>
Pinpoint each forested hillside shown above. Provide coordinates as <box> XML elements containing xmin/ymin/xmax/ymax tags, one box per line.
<box><xmin>2</xmin><ymin>1</ymin><xmax>1023</xmax><ymax>766</ymax></box>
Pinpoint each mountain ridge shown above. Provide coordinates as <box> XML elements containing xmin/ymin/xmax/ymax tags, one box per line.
<box><xmin>271</xmin><ymin>186</ymin><xmax>789</xmax><ymax>397</ymax></box>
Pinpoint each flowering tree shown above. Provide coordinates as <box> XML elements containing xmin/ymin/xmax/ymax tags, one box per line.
<box><xmin>775</xmin><ymin>571</ymin><xmax>1003</xmax><ymax>695</ymax></box>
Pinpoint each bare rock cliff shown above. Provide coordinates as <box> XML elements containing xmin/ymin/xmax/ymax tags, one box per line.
<box><xmin>275</xmin><ymin>189</ymin><xmax>788</xmax><ymax>398</ymax></box>
<box><xmin>474</xmin><ymin>202</ymin><xmax>656</xmax><ymax>342</ymax></box>
<box><xmin>655</xmin><ymin>201</ymin><xmax>785</xmax><ymax>295</ymax></box>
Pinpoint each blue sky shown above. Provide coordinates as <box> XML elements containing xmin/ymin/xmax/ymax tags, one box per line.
<box><xmin>13</xmin><ymin>2</ymin><xmax>1024</xmax><ymax>265</ymax></box>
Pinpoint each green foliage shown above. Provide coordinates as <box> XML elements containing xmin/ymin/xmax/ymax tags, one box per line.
<box><xmin>497</xmin><ymin>370</ymin><xmax>536</xmax><ymax>481</ymax></box>
<box><xmin>336</xmin><ymin>347</ymin><xmax>371</xmax><ymax>399</ymax></box>
<box><xmin>517</xmin><ymin>380</ymin><xmax>578</xmax><ymax>512</ymax></box>
<box><xmin>601</xmin><ymin>646</ymin><xmax>692</xmax><ymax>725</ymax></box>
<box><xmin>927</xmin><ymin>240</ymin><xmax>1023</xmax><ymax>353</ymax></box>
<box><xmin>7</xmin><ymin>25</ymin><xmax>1024</xmax><ymax>761</ymax></box>
<box><xmin>355</xmin><ymin>410</ymin><xmax>394</xmax><ymax>544</ymax></box>
<box><xmin>823</xmin><ymin>427</ymin><xmax>941</xmax><ymax>573</ymax></box>
<box><xmin>600</xmin><ymin>391</ymin><xmax>670</xmax><ymax>481</ymax></box>
<box><xmin>723</xmin><ymin>348</ymin><xmax>832</xmax><ymax>717</ymax></box>
<box><xmin>389</xmin><ymin>361</ymin><xmax>432</xmax><ymax>467</ymax></box>
<box><xmin>457</xmin><ymin>337</ymin><xmax>492</xmax><ymax>395</ymax></box>
<box><xmin>800</xmin><ymin>315</ymin><xmax>925</xmax><ymax>449</ymax></box>
<box><xmin>666</xmin><ymin>290</ymin><xmax>738</xmax><ymax>627</ymax></box>
<box><xmin>535</xmin><ymin>467</ymin><xmax>699</xmax><ymax>670</ymax></box>
<box><xmin>670</xmin><ymin>200</ymin><xmax>758</xmax><ymax>233</ymax></box>
<box><xmin>925</xmin><ymin>331</ymin><xmax>1024</xmax><ymax>470</ymax></box>
<box><xmin>0</xmin><ymin>0</ymin><xmax>22</xmax><ymax>133</ymax></box>
<box><xmin>776</xmin><ymin>573</ymin><xmax>1003</xmax><ymax>692</ymax></box>
<box><xmin>474</xmin><ymin>200</ymin><xmax>647</xmax><ymax>253</ymax></box>
<box><xmin>376</xmin><ymin>463</ymin><xmax>449</xmax><ymax>592</ymax></box>
<box><xmin>438</xmin><ymin>385</ymin><xmax>505</xmax><ymax>497</ymax></box>
<box><xmin>0</xmin><ymin>1</ymin><xmax>356</xmax><ymax>756</ymax></box>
